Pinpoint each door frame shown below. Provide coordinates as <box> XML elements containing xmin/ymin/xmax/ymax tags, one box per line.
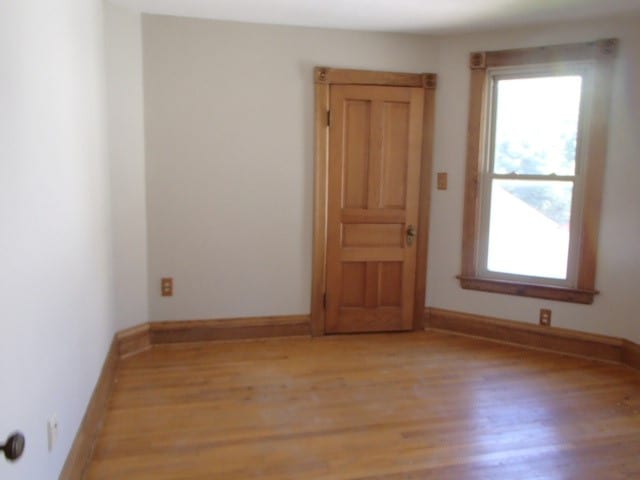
<box><xmin>311</xmin><ymin>67</ymin><xmax>437</xmax><ymax>336</ymax></box>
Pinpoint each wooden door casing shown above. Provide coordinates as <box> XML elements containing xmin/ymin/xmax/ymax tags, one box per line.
<box><xmin>311</xmin><ymin>67</ymin><xmax>437</xmax><ymax>336</ymax></box>
<box><xmin>325</xmin><ymin>85</ymin><xmax>425</xmax><ymax>333</ymax></box>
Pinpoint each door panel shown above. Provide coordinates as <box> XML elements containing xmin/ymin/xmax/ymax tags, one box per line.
<box><xmin>342</xmin><ymin>224</ymin><xmax>404</xmax><ymax>247</ymax></box>
<box><xmin>381</xmin><ymin>102</ymin><xmax>410</xmax><ymax>209</ymax></box>
<box><xmin>343</xmin><ymin>100</ymin><xmax>371</xmax><ymax>209</ymax></box>
<box><xmin>325</xmin><ymin>84</ymin><xmax>424</xmax><ymax>333</ymax></box>
<box><xmin>341</xmin><ymin>262</ymin><xmax>366</xmax><ymax>306</ymax></box>
<box><xmin>379</xmin><ymin>262</ymin><xmax>403</xmax><ymax>306</ymax></box>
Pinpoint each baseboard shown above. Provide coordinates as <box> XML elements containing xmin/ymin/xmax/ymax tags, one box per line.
<box><xmin>425</xmin><ymin>307</ymin><xmax>626</xmax><ymax>364</ymax></box>
<box><xmin>622</xmin><ymin>339</ymin><xmax>640</xmax><ymax>370</ymax></box>
<box><xmin>116</xmin><ymin>314</ymin><xmax>311</xmax><ymax>352</ymax></box>
<box><xmin>150</xmin><ymin>314</ymin><xmax>311</xmax><ymax>344</ymax></box>
<box><xmin>116</xmin><ymin>323</ymin><xmax>151</xmax><ymax>357</ymax></box>
<box><xmin>59</xmin><ymin>337</ymin><xmax>119</xmax><ymax>480</ymax></box>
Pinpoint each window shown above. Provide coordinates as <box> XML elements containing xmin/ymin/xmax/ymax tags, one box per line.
<box><xmin>459</xmin><ymin>39</ymin><xmax>618</xmax><ymax>304</ymax></box>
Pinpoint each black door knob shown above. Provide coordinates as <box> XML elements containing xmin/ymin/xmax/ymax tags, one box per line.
<box><xmin>1</xmin><ymin>432</ymin><xmax>25</xmax><ymax>462</ymax></box>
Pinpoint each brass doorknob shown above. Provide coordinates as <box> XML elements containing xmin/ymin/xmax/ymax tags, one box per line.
<box><xmin>406</xmin><ymin>225</ymin><xmax>416</xmax><ymax>246</ymax></box>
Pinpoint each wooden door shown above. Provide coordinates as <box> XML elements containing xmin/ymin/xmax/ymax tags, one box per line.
<box><xmin>325</xmin><ymin>84</ymin><xmax>425</xmax><ymax>333</ymax></box>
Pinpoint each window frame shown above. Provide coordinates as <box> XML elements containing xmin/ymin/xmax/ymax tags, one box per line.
<box><xmin>458</xmin><ymin>39</ymin><xmax>618</xmax><ymax>305</ymax></box>
<box><xmin>478</xmin><ymin>66</ymin><xmax>588</xmax><ymax>287</ymax></box>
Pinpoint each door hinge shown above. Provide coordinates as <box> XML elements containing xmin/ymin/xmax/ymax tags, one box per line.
<box><xmin>326</xmin><ymin>110</ymin><xmax>331</xmax><ymax>127</ymax></box>
<box><xmin>323</xmin><ymin>293</ymin><xmax>327</xmax><ymax>309</ymax></box>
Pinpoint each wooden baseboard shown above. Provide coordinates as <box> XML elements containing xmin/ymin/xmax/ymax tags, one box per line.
<box><xmin>150</xmin><ymin>315</ymin><xmax>311</xmax><ymax>344</ymax></box>
<box><xmin>622</xmin><ymin>339</ymin><xmax>640</xmax><ymax>371</ymax></box>
<box><xmin>425</xmin><ymin>307</ymin><xmax>626</xmax><ymax>364</ymax></box>
<box><xmin>59</xmin><ymin>337</ymin><xmax>119</xmax><ymax>480</ymax></box>
<box><xmin>116</xmin><ymin>315</ymin><xmax>312</xmax><ymax>349</ymax></box>
<box><xmin>116</xmin><ymin>323</ymin><xmax>151</xmax><ymax>357</ymax></box>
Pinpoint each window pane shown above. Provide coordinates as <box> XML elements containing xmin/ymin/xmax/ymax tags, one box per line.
<box><xmin>493</xmin><ymin>76</ymin><xmax>582</xmax><ymax>176</ymax></box>
<box><xmin>487</xmin><ymin>179</ymin><xmax>573</xmax><ymax>279</ymax></box>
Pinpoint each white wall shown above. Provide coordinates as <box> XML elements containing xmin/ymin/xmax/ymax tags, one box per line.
<box><xmin>105</xmin><ymin>2</ymin><xmax>148</xmax><ymax>330</ymax></box>
<box><xmin>142</xmin><ymin>14</ymin><xmax>639</xmax><ymax>341</ymax></box>
<box><xmin>428</xmin><ymin>16</ymin><xmax>640</xmax><ymax>341</ymax></box>
<box><xmin>0</xmin><ymin>1</ymin><xmax>116</xmax><ymax>479</ymax></box>
<box><xmin>143</xmin><ymin>15</ymin><xmax>437</xmax><ymax>321</ymax></box>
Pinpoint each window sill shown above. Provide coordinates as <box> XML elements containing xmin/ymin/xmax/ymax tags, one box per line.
<box><xmin>457</xmin><ymin>275</ymin><xmax>598</xmax><ymax>304</ymax></box>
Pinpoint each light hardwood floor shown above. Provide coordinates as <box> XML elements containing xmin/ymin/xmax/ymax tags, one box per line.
<box><xmin>86</xmin><ymin>331</ymin><xmax>640</xmax><ymax>479</ymax></box>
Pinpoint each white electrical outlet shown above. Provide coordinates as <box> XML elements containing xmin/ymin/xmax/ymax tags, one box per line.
<box><xmin>47</xmin><ymin>415</ymin><xmax>59</xmax><ymax>452</ymax></box>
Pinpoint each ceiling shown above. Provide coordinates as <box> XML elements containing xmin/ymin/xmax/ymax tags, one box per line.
<box><xmin>110</xmin><ymin>0</ymin><xmax>640</xmax><ymax>33</ymax></box>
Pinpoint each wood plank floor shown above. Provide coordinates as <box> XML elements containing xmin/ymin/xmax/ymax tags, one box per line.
<box><xmin>85</xmin><ymin>331</ymin><xmax>640</xmax><ymax>479</ymax></box>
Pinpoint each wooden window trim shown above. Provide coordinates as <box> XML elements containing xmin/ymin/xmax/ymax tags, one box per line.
<box><xmin>311</xmin><ymin>67</ymin><xmax>437</xmax><ymax>335</ymax></box>
<box><xmin>460</xmin><ymin>39</ymin><xmax>618</xmax><ymax>305</ymax></box>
